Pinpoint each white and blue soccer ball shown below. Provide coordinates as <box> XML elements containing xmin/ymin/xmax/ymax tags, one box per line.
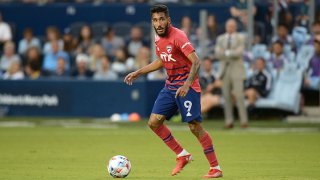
<box><xmin>107</xmin><ymin>155</ymin><xmax>131</xmax><ymax>178</ymax></box>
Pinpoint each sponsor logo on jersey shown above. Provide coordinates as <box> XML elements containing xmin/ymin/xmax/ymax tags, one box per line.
<box><xmin>160</xmin><ymin>52</ymin><xmax>176</xmax><ymax>62</ymax></box>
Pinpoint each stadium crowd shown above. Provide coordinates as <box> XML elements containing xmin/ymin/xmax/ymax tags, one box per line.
<box><xmin>0</xmin><ymin>0</ymin><xmax>319</xmax><ymax>113</ymax></box>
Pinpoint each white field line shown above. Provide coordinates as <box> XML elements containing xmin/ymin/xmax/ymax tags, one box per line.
<box><xmin>0</xmin><ymin>121</ymin><xmax>36</xmax><ymax>127</ymax></box>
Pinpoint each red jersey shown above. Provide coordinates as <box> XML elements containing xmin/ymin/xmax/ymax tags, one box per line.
<box><xmin>155</xmin><ymin>26</ymin><xmax>201</xmax><ymax>92</ymax></box>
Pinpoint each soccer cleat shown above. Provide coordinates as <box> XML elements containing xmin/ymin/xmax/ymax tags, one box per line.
<box><xmin>203</xmin><ymin>168</ymin><xmax>223</xmax><ymax>178</ymax></box>
<box><xmin>171</xmin><ymin>154</ymin><xmax>192</xmax><ymax>176</ymax></box>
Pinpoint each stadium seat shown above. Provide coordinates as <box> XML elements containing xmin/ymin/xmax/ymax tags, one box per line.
<box><xmin>251</xmin><ymin>44</ymin><xmax>268</xmax><ymax>59</ymax></box>
<box><xmin>68</xmin><ymin>21</ymin><xmax>87</xmax><ymax>37</ymax></box>
<box><xmin>113</xmin><ymin>21</ymin><xmax>132</xmax><ymax>39</ymax></box>
<box><xmin>256</xmin><ymin>64</ymin><xmax>303</xmax><ymax>113</ymax></box>
<box><xmin>135</xmin><ymin>21</ymin><xmax>151</xmax><ymax>42</ymax></box>
<box><xmin>286</xmin><ymin>51</ymin><xmax>296</xmax><ymax>63</ymax></box>
<box><xmin>91</xmin><ymin>21</ymin><xmax>109</xmax><ymax>39</ymax></box>
<box><xmin>296</xmin><ymin>45</ymin><xmax>315</xmax><ymax>71</ymax></box>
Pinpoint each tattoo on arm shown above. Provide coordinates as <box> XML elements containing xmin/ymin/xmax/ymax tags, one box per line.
<box><xmin>185</xmin><ymin>59</ymin><xmax>200</xmax><ymax>86</ymax></box>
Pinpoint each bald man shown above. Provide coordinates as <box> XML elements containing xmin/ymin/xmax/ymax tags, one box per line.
<box><xmin>214</xmin><ymin>18</ymin><xmax>248</xmax><ymax>128</ymax></box>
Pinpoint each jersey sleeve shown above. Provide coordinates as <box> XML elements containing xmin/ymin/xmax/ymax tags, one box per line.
<box><xmin>175</xmin><ymin>31</ymin><xmax>195</xmax><ymax>57</ymax></box>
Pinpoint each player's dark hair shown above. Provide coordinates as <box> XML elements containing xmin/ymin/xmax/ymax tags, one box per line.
<box><xmin>150</xmin><ymin>4</ymin><xmax>169</xmax><ymax>17</ymax></box>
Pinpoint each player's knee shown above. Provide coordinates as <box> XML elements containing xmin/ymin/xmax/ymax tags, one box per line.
<box><xmin>148</xmin><ymin>119</ymin><xmax>158</xmax><ymax>130</ymax></box>
<box><xmin>188</xmin><ymin>122</ymin><xmax>203</xmax><ymax>137</ymax></box>
<box><xmin>188</xmin><ymin>123</ymin><xmax>196</xmax><ymax>132</ymax></box>
<box><xmin>148</xmin><ymin>114</ymin><xmax>164</xmax><ymax>130</ymax></box>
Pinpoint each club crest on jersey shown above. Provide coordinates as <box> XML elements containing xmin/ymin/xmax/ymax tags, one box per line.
<box><xmin>166</xmin><ymin>45</ymin><xmax>172</xmax><ymax>53</ymax></box>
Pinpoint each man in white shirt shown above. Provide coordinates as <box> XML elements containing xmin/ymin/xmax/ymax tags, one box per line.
<box><xmin>0</xmin><ymin>12</ymin><xmax>12</xmax><ymax>46</ymax></box>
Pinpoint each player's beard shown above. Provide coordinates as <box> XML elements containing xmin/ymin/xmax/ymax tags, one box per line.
<box><xmin>154</xmin><ymin>23</ymin><xmax>169</xmax><ymax>37</ymax></box>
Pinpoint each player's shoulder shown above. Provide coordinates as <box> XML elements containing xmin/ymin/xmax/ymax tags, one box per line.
<box><xmin>154</xmin><ymin>34</ymin><xmax>160</xmax><ymax>43</ymax></box>
<box><xmin>171</xmin><ymin>26</ymin><xmax>188</xmax><ymax>38</ymax></box>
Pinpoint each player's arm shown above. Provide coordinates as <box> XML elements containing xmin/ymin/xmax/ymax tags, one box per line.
<box><xmin>124</xmin><ymin>58</ymin><xmax>163</xmax><ymax>85</ymax></box>
<box><xmin>175</xmin><ymin>52</ymin><xmax>200</xmax><ymax>98</ymax></box>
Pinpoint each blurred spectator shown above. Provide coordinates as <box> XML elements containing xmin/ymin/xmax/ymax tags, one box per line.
<box><xmin>71</xmin><ymin>53</ymin><xmax>93</xmax><ymax>79</ymax></box>
<box><xmin>269</xmin><ymin>40</ymin><xmax>288</xmax><ymax>71</ymax></box>
<box><xmin>111</xmin><ymin>48</ymin><xmax>134</xmax><ymax>77</ymax></box>
<box><xmin>0</xmin><ymin>12</ymin><xmax>12</xmax><ymax>51</ymax></box>
<box><xmin>277</xmin><ymin>0</ymin><xmax>294</xmax><ymax>32</ymax></box>
<box><xmin>43</xmin><ymin>40</ymin><xmax>70</xmax><ymax>72</ymax></box>
<box><xmin>307</xmin><ymin>21</ymin><xmax>320</xmax><ymax>45</ymax></box>
<box><xmin>229</xmin><ymin>0</ymin><xmax>256</xmax><ymax>31</ymax></box>
<box><xmin>25</xmin><ymin>46</ymin><xmax>42</xmax><ymax>67</ymax></box>
<box><xmin>127</xmin><ymin>26</ymin><xmax>146</xmax><ymax>57</ymax></box>
<box><xmin>25</xmin><ymin>58</ymin><xmax>43</xmax><ymax>80</ymax></box>
<box><xmin>215</xmin><ymin>18</ymin><xmax>248</xmax><ymax>128</ymax></box>
<box><xmin>147</xmin><ymin>68</ymin><xmax>167</xmax><ymax>80</ymax></box>
<box><xmin>295</xmin><ymin>0</ymin><xmax>309</xmax><ymax>27</ymax></box>
<box><xmin>304</xmin><ymin>35</ymin><xmax>320</xmax><ymax>90</ymax></box>
<box><xmin>3</xmin><ymin>61</ymin><xmax>24</xmax><ymax>80</ymax></box>
<box><xmin>199</xmin><ymin>57</ymin><xmax>222</xmax><ymax>114</ymax></box>
<box><xmin>190</xmin><ymin>27</ymin><xmax>212</xmax><ymax>58</ymax></box>
<box><xmin>180</xmin><ymin>16</ymin><xmax>194</xmax><ymax>36</ymax></box>
<box><xmin>101</xmin><ymin>27</ymin><xmax>125</xmax><ymax>60</ymax></box>
<box><xmin>134</xmin><ymin>46</ymin><xmax>150</xmax><ymax>70</ymax></box>
<box><xmin>21</xmin><ymin>0</ymin><xmax>54</xmax><ymax>4</ymax></box>
<box><xmin>245</xmin><ymin>57</ymin><xmax>272</xmax><ymax>110</ymax></box>
<box><xmin>51</xmin><ymin>57</ymin><xmax>69</xmax><ymax>78</ymax></box>
<box><xmin>93</xmin><ymin>55</ymin><xmax>118</xmax><ymax>80</ymax></box>
<box><xmin>43</xmin><ymin>26</ymin><xmax>64</xmax><ymax>54</ymax></box>
<box><xmin>76</xmin><ymin>25</ymin><xmax>95</xmax><ymax>54</ymax></box>
<box><xmin>0</xmin><ymin>41</ymin><xmax>21</xmax><ymax>73</ymax></box>
<box><xmin>18</xmin><ymin>27</ymin><xmax>41</xmax><ymax>55</ymax></box>
<box><xmin>62</xmin><ymin>29</ymin><xmax>77</xmax><ymax>55</ymax></box>
<box><xmin>206</xmin><ymin>14</ymin><xmax>222</xmax><ymax>43</ymax></box>
<box><xmin>88</xmin><ymin>43</ymin><xmax>105</xmax><ymax>72</ymax></box>
<box><xmin>271</xmin><ymin>24</ymin><xmax>293</xmax><ymax>46</ymax></box>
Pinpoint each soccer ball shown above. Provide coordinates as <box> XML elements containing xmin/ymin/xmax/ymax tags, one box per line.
<box><xmin>107</xmin><ymin>155</ymin><xmax>131</xmax><ymax>178</ymax></box>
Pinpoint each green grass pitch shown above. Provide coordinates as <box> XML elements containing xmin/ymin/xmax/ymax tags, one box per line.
<box><xmin>0</xmin><ymin>118</ymin><xmax>319</xmax><ymax>180</ymax></box>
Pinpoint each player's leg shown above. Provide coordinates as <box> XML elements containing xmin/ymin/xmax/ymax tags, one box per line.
<box><xmin>176</xmin><ymin>88</ymin><xmax>222</xmax><ymax>178</ymax></box>
<box><xmin>150</xmin><ymin>87</ymin><xmax>191</xmax><ymax>176</ymax></box>
<box><xmin>188</xmin><ymin>121</ymin><xmax>222</xmax><ymax>178</ymax></box>
<box><xmin>148</xmin><ymin>113</ymin><xmax>185</xmax><ymax>156</ymax></box>
<box><xmin>148</xmin><ymin>113</ymin><xmax>192</xmax><ymax>176</ymax></box>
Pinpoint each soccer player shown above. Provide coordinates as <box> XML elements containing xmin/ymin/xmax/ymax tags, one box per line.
<box><xmin>124</xmin><ymin>4</ymin><xmax>222</xmax><ymax>178</ymax></box>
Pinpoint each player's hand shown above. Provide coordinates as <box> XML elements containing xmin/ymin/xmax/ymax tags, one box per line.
<box><xmin>175</xmin><ymin>85</ymin><xmax>190</xmax><ymax>98</ymax></box>
<box><xmin>124</xmin><ymin>71</ymin><xmax>139</xmax><ymax>85</ymax></box>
